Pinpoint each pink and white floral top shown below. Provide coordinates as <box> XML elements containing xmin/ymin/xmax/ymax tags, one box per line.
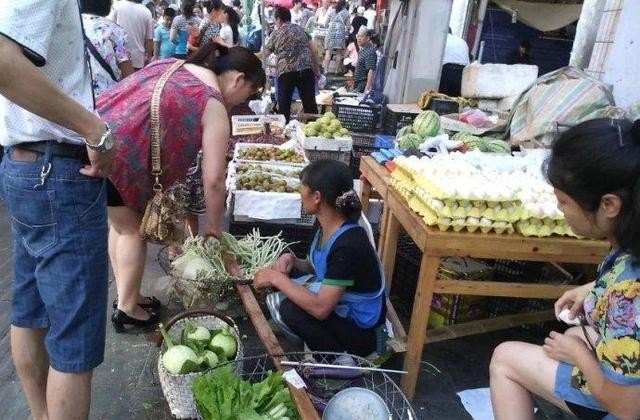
<box><xmin>82</xmin><ymin>14</ymin><xmax>131</xmax><ymax>96</ymax></box>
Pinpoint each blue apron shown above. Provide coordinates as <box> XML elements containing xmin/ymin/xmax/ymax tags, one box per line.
<box><xmin>266</xmin><ymin>223</ymin><xmax>386</xmax><ymax>343</ymax></box>
<box><xmin>307</xmin><ymin>223</ymin><xmax>385</xmax><ymax>329</ymax></box>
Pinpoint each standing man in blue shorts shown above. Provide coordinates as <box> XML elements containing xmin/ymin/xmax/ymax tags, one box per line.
<box><xmin>0</xmin><ymin>1</ymin><xmax>115</xmax><ymax>419</ymax></box>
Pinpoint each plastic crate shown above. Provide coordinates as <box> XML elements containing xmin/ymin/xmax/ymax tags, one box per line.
<box><xmin>350</xmin><ymin>143</ymin><xmax>382</xmax><ymax>178</ymax></box>
<box><xmin>305</xmin><ymin>149</ymin><xmax>351</xmax><ymax>165</ymax></box>
<box><xmin>351</xmin><ymin>132</ymin><xmax>376</xmax><ymax>147</ymax></box>
<box><xmin>228</xmin><ymin>220</ymin><xmax>314</xmax><ymax>258</ymax></box>
<box><xmin>382</xmin><ymin>104</ymin><xmax>422</xmax><ymax>135</ymax></box>
<box><xmin>332</xmin><ymin>102</ymin><xmax>380</xmax><ymax>133</ymax></box>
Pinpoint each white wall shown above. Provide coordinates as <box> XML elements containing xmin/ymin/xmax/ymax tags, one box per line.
<box><xmin>602</xmin><ymin>1</ymin><xmax>640</xmax><ymax>109</ymax></box>
<box><xmin>449</xmin><ymin>0</ymin><xmax>470</xmax><ymax>37</ymax></box>
<box><xmin>383</xmin><ymin>0</ymin><xmax>452</xmax><ymax>103</ymax></box>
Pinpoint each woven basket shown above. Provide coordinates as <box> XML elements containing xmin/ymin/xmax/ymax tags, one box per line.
<box><xmin>156</xmin><ymin>309</ymin><xmax>244</xmax><ymax>419</ymax></box>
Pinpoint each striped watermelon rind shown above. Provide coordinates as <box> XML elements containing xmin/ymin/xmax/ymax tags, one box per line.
<box><xmin>412</xmin><ymin>111</ymin><xmax>440</xmax><ymax>138</ymax></box>
<box><xmin>396</xmin><ymin>125</ymin><xmax>414</xmax><ymax>138</ymax></box>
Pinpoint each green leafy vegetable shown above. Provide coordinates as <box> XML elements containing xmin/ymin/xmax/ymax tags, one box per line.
<box><xmin>192</xmin><ymin>366</ymin><xmax>299</xmax><ymax>420</ymax></box>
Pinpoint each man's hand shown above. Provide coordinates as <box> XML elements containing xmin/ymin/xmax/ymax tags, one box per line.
<box><xmin>79</xmin><ymin>125</ymin><xmax>115</xmax><ymax>177</ymax></box>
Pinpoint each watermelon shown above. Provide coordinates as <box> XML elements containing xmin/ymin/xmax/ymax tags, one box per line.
<box><xmin>485</xmin><ymin>139</ymin><xmax>511</xmax><ymax>153</ymax></box>
<box><xmin>398</xmin><ymin>133</ymin><xmax>423</xmax><ymax>150</ymax></box>
<box><xmin>397</xmin><ymin>125</ymin><xmax>414</xmax><ymax>137</ymax></box>
<box><xmin>412</xmin><ymin>111</ymin><xmax>440</xmax><ymax>138</ymax></box>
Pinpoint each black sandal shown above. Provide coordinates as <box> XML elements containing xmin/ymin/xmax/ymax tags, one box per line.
<box><xmin>112</xmin><ymin>296</ymin><xmax>161</xmax><ymax>310</ymax></box>
<box><xmin>111</xmin><ymin>309</ymin><xmax>160</xmax><ymax>333</ymax></box>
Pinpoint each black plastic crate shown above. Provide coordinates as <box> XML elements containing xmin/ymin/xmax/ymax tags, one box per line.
<box><xmin>389</xmin><ymin>234</ymin><xmax>422</xmax><ymax>315</ymax></box>
<box><xmin>382</xmin><ymin>105</ymin><xmax>421</xmax><ymax>135</ymax></box>
<box><xmin>351</xmin><ymin>132</ymin><xmax>376</xmax><ymax>148</ymax></box>
<box><xmin>228</xmin><ymin>220</ymin><xmax>314</xmax><ymax>258</ymax></box>
<box><xmin>332</xmin><ymin>103</ymin><xmax>380</xmax><ymax>133</ymax></box>
<box><xmin>350</xmin><ymin>143</ymin><xmax>382</xmax><ymax>178</ymax></box>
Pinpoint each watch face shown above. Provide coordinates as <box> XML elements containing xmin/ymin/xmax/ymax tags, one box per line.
<box><xmin>104</xmin><ymin>132</ymin><xmax>115</xmax><ymax>150</ymax></box>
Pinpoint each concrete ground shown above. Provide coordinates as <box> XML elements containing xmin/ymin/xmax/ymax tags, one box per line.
<box><xmin>0</xmin><ymin>203</ymin><xmax>576</xmax><ymax>420</ymax></box>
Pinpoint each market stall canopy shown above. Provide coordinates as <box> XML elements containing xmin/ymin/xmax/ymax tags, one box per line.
<box><xmin>492</xmin><ymin>0</ymin><xmax>582</xmax><ymax>32</ymax></box>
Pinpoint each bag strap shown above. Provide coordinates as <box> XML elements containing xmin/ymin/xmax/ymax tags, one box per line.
<box><xmin>150</xmin><ymin>59</ymin><xmax>185</xmax><ymax>191</ymax></box>
<box><xmin>83</xmin><ymin>33</ymin><xmax>119</xmax><ymax>82</ymax></box>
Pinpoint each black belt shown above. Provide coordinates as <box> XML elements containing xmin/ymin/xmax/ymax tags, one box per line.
<box><xmin>15</xmin><ymin>141</ymin><xmax>89</xmax><ymax>163</ymax></box>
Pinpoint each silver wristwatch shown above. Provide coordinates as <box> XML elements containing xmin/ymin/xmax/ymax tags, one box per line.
<box><xmin>84</xmin><ymin>124</ymin><xmax>114</xmax><ymax>153</ymax></box>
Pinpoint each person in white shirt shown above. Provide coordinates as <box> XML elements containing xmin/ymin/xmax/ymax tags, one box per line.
<box><xmin>216</xmin><ymin>6</ymin><xmax>241</xmax><ymax>47</ymax></box>
<box><xmin>109</xmin><ymin>0</ymin><xmax>155</xmax><ymax>69</ymax></box>
<box><xmin>439</xmin><ymin>29</ymin><xmax>470</xmax><ymax>97</ymax></box>
<box><xmin>363</xmin><ymin>2</ymin><xmax>376</xmax><ymax>31</ymax></box>
<box><xmin>316</xmin><ymin>0</ymin><xmax>335</xmax><ymax>28</ymax></box>
<box><xmin>0</xmin><ymin>1</ymin><xmax>114</xmax><ymax>419</ymax></box>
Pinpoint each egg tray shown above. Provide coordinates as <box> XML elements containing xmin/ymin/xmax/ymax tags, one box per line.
<box><xmin>515</xmin><ymin>218</ymin><xmax>578</xmax><ymax>238</ymax></box>
<box><xmin>408</xmin><ymin>197</ymin><xmax>515</xmax><ymax>234</ymax></box>
<box><xmin>413</xmin><ymin>186</ymin><xmax>521</xmax><ymax>223</ymax></box>
<box><xmin>413</xmin><ymin>175</ymin><xmax>518</xmax><ymax>203</ymax></box>
<box><xmin>390</xmin><ymin>178</ymin><xmax>414</xmax><ymax>203</ymax></box>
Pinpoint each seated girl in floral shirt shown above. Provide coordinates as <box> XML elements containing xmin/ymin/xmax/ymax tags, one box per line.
<box><xmin>490</xmin><ymin>118</ymin><xmax>640</xmax><ymax>420</ymax></box>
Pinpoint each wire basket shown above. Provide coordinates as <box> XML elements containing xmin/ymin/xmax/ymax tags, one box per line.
<box><xmin>198</xmin><ymin>352</ymin><xmax>416</xmax><ymax>420</ymax></box>
<box><xmin>156</xmin><ymin>309</ymin><xmax>244</xmax><ymax>419</ymax></box>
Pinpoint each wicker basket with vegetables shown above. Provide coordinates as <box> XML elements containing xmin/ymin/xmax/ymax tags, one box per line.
<box><xmin>157</xmin><ymin>309</ymin><xmax>244</xmax><ymax>419</ymax></box>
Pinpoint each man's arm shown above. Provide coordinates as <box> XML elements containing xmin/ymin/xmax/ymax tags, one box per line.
<box><xmin>0</xmin><ymin>35</ymin><xmax>103</xmax><ymax>143</ymax></box>
<box><xmin>0</xmin><ymin>35</ymin><xmax>113</xmax><ymax>175</ymax></box>
<box><xmin>365</xmin><ymin>69</ymin><xmax>375</xmax><ymax>92</ymax></box>
<box><xmin>153</xmin><ymin>40</ymin><xmax>160</xmax><ymax>61</ymax></box>
<box><xmin>145</xmin><ymin>39</ymin><xmax>154</xmax><ymax>63</ymax></box>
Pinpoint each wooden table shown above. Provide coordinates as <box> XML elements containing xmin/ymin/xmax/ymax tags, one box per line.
<box><xmin>358</xmin><ymin>156</ymin><xmax>610</xmax><ymax>398</ymax></box>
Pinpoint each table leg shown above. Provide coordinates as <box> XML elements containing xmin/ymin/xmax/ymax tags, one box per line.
<box><xmin>380</xmin><ymin>212</ymin><xmax>400</xmax><ymax>292</ymax></box>
<box><xmin>360</xmin><ymin>177</ymin><xmax>372</xmax><ymax>215</ymax></box>
<box><xmin>401</xmin><ymin>254</ymin><xmax>441</xmax><ymax>399</ymax></box>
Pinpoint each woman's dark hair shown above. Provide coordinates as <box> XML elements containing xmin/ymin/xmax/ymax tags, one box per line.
<box><xmin>163</xmin><ymin>7</ymin><xmax>176</xmax><ymax>18</ymax></box>
<box><xmin>224</xmin><ymin>6</ymin><xmax>241</xmax><ymax>45</ymax></box>
<box><xmin>300</xmin><ymin>159</ymin><xmax>362</xmax><ymax>221</ymax></box>
<box><xmin>545</xmin><ymin>118</ymin><xmax>640</xmax><ymax>258</ymax></box>
<box><xmin>335</xmin><ymin>0</ymin><xmax>347</xmax><ymax>13</ymax></box>
<box><xmin>274</xmin><ymin>6</ymin><xmax>291</xmax><ymax>23</ymax></box>
<box><xmin>202</xmin><ymin>0</ymin><xmax>224</xmax><ymax>12</ymax></box>
<box><xmin>186</xmin><ymin>43</ymin><xmax>266</xmax><ymax>88</ymax></box>
<box><xmin>80</xmin><ymin>0</ymin><xmax>112</xmax><ymax>16</ymax></box>
<box><xmin>182</xmin><ymin>0</ymin><xmax>196</xmax><ymax>18</ymax></box>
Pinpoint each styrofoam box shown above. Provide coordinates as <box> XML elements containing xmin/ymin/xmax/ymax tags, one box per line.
<box><xmin>461</xmin><ymin>63</ymin><xmax>538</xmax><ymax>99</ymax></box>
<box><xmin>232</xmin><ymin>190</ymin><xmax>302</xmax><ymax>221</ymax></box>
<box><xmin>301</xmin><ymin>135</ymin><xmax>352</xmax><ymax>152</ymax></box>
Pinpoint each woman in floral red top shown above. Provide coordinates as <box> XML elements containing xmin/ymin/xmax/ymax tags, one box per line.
<box><xmin>97</xmin><ymin>43</ymin><xmax>265</xmax><ymax>330</ymax></box>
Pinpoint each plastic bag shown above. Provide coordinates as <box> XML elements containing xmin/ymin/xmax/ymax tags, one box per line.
<box><xmin>460</xmin><ymin>109</ymin><xmax>489</xmax><ymax>128</ymax></box>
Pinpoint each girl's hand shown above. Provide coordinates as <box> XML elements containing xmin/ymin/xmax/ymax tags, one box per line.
<box><xmin>254</xmin><ymin>268</ymin><xmax>288</xmax><ymax>289</ymax></box>
<box><xmin>543</xmin><ymin>331</ymin><xmax>591</xmax><ymax>364</ymax></box>
<box><xmin>270</xmin><ymin>253</ymin><xmax>295</xmax><ymax>274</ymax></box>
<box><xmin>554</xmin><ymin>282</ymin><xmax>593</xmax><ymax>321</ymax></box>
